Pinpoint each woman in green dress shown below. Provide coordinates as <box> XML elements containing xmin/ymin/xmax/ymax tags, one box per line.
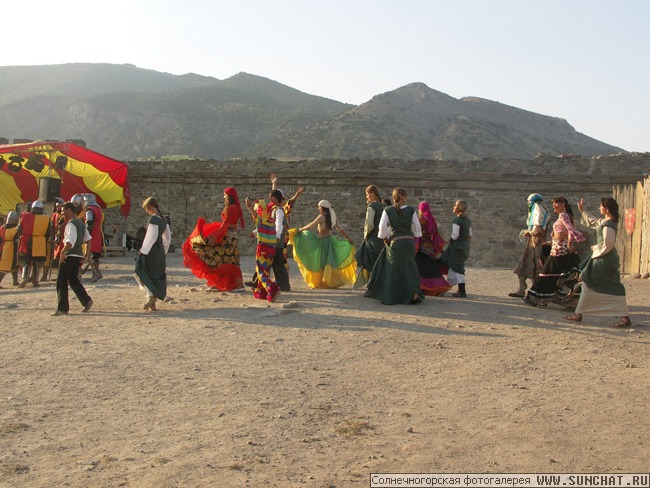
<box><xmin>565</xmin><ymin>197</ymin><xmax>631</xmax><ymax>327</ymax></box>
<box><xmin>365</xmin><ymin>187</ymin><xmax>424</xmax><ymax>305</ymax></box>
<box><xmin>289</xmin><ymin>200</ymin><xmax>356</xmax><ymax>289</ymax></box>
<box><xmin>134</xmin><ymin>197</ymin><xmax>171</xmax><ymax>312</ymax></box>
<box><xmin>354</xmin><ymin>185</ymin><xmax>384</xmax><ymax>289</ymax></box>
<box><xmin>441</xmin><ymin>200</ymin><xmax>472</xmax><ymax>298</ymax></box>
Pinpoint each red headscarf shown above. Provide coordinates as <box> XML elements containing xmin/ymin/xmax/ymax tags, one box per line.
<box><xmin>224</xmin><ymin>187</ymin><xmax>245</xmax><ymax>230</ymax></box>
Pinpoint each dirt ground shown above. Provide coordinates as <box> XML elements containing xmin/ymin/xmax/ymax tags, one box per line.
<box><xmin>0</xmin><ymin>252</ymin><xmax>648</xmax><ymax>488</ymax></box>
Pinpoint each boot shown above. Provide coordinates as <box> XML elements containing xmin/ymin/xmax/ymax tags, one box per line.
<box><xmin>0</xmin><ymin>272</ymin><xmax>5</xmax><ymax>288</ymax></box>
<box><xmin>12</xmin><ymin>272</ymin><xmax>19</xmax><ymax>286</ymax></box>
<box><xmin>508</xmin><ymin>276</ymin><xmax>528</xmax><ymax>297</ymax></box>
<box><xmin>89</xmin><ymin>262</ymin><xmax>103</xmax><ymax>282</ymax></box>
<box><xmin>18</xmin><ymin>266</ymin><xmax>30</xmax><ymax>288</ymax></box>
<box><xmin>452</xmin><ymin>283</ymin><xmax>467</xmax><ymax>298</ymax></box>
<box><xmin>31</xmin><ymin>266</ymin><xmax>40</xmax><ymax>287</ymax></box>
<box><xmin>41</xmin><ymin>267</ymin><xmax>49</xmax><ymax>282</ymax></box>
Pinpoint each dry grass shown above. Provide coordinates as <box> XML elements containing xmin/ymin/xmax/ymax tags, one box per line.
<box><xmin>335</xmin><ymin>419</ymin><xmax>373</xmax><ymax>436</ymax></box>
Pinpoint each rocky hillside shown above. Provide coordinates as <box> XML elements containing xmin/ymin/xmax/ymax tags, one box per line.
<box><xmin>0</xmin><ymin>64</ymin><xmax>623</xmax><ymax>160</ymax></box>
<box><xmin>247</xmin><ymin>83</ymin><xmax>622</xmax><ymax>160</ymax></box>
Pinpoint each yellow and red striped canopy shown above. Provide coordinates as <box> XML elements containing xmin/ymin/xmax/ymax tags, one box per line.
<box><xmin>0</xmin><ymin>141</ymin><xmax>130</xmax><ymax>216</ymax></box>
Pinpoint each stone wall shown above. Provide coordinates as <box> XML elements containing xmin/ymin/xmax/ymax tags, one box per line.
<box><xmin>103</xmin><ymin>154</ymin><xmax>650</xmax><ymax>268</ymax></box>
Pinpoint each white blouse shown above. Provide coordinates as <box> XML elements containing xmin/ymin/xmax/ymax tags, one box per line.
<box><xmin>581</xmin><ymin>211</ymin><xmax>615</xmax><ymax>259</ymax></box>
<box><xmin>141</xmin><ymin>222</ymin><xmax>172</xmax><ymax>255</ymax></box>
<box><xmin>378</xmin><ymin>206</ymin><xmax>422</xmax><ymax>239</ymax></box>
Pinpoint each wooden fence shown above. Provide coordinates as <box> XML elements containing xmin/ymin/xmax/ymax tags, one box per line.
<box><xmin>613</xmin><ymin>175</ymin><xmax>649</xmax><ymax>275</ymax></box>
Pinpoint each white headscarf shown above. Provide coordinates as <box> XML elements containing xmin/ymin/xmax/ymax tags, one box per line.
<box><xmin>318</xmin><ymin>199</ymin><xmax>337</xmax><ymax>227</ymax></box>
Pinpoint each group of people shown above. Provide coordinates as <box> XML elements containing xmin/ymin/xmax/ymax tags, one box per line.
<box><xmin>180</xmin><ymin>177</ymin><xmax>473</xmax><ymax>306</ymax></box>
<box><xmin>0</xmin><ymin>179</ymin><xmax>632</xmax><ymax>328</ymax></box>
<box><xmin>0</xmin><ymin>199</ymin><xmax>53</xmax><ymax>289</ymax></box>
<box><xmin>0</xmin><ymin>193</ymin><xmax>104</xmax><ymax>315</ymax></box>
<box><xmin>510</xmin><ymin>193</ymin><xmax>632</xmax><ymax>328</ymax></box>
<box><xmin>182</xmin><ymin>173</ymin><xmax>304</xmax><ymax>303</ymax></box>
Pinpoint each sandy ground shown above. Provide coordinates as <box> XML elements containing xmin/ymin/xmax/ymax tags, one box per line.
<box><xmin>0</xmin><ymin>252</ymin><xmax>648</xmax><ymax>488</ymax></box>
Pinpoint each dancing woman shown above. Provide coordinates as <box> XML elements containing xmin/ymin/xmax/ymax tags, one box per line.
<box><xmin>565</xmin><ymin>197</ymin><xmax>631</xmax><ymax>327</ymax></box>
<box><xmin>524</xmin><ymin>196</ymin><xmax>585</xmax><ymax>307</ymax></box>
<box><xmin>509</xmin><ymin>193</ymin><xmax>551</xmax><ymax>297</ymax></box>
<box><xmin>183</xmin><ymin>187</ymin><xmax>246</xmax><ymax>291</ymax></box>
<box><xmin>135</xmin><ymin>197</ymin><xmax>171</xmax><ymax>312</ymax></box>
<box><xmin>365</xmin><ymin>187</ymin><xmax>424</xmax><ymax>305</ymax></box>
<box><xmin>416</xmin><ymin>201</ymin><xmax>451</xmax><ymax>296</ymax></box>
<box><xmin>289</xmin><ymin>200</ymin><xmax>356</xmax><ymax>289</ymax></box>
<box><xmin>441</xmin><ymin>200</ymin><xmax>472</xmax><ymax>298</ymax></box>
<box><xmin>244</xmin><ymin>195</ymin><xmax>281</xmax><ymax>302</ymax></box>
<box><xmin>354</xmin><ymin>185</ymin><xmax>384</xmax><ymax>289</ymax></box>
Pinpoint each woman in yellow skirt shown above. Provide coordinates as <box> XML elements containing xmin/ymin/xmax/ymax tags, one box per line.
<box><xmin>289</xmin><ymin>200</ymin><xmax>356</xmax><ymax>289</ymax></box>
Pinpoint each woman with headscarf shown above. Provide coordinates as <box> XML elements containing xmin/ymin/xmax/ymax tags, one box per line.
<box><xmin>183</xmin><ymin>187</ymin><xmax>246</xmax><ymax>291</ymax></box>
<box><xmin>354</xmin><ymin>185</ymin><xmax>384</xmax><ymax>289</ymax></box>
<box><xmin>416</xmin><ymin>201</ymin><xmax>451</xmax><ymax>296</ymax></box>
<box><xmin>565</xmin><ymin>197</ymin><xmax>631</xmax><ymax>327</ymax></box>
<box><xmin>135</xmin><ymin>197</ymin><xmax>172</xmax><ymax>312</ymax></box>
<box><xmin>509</xmin><ymin>193</ymin><xmax>551</xmax><ymax>297</ymax></box>
<box><xmin>441</xmin><ymin>200</ymin><xmax>473</xmax><ymax>298</ymax></box>
<box><xmin>524</xmin><ymin>196</ymin><xmax>585</xmax><ymax>307</ymax></box>
<box><xmin>365</xmin><ymin>187</ymin><xmax>424</xmax><ymax>305</ymax></box>
<box><xmin>289</xmin><ymin>200</ymin><xmax>356</xmax><ymax>289</ymax></box>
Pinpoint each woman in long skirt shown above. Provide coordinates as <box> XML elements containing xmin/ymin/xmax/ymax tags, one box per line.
<box><xmin>183</xmin><ymin>187</ymin><xmax>245</xmax><ymax>291</ymax></box>
<box><xmin>289</xmin><ymin>200</ymin><xmax>356</xmax><ymax>289</ymax></box>
<box><xmin>354</xmin><ymin>185</ymin><xmax>384</xmax><ymax>289</ymax></box>
<box><xmin>365</xmin><ymin>187</ymin><xmax>424</xmax><ymax>305</ymax></box>
<box><xmin>416</xmin><ymin>201</ymin><xmax>451</xmax><ymax>296</ymax></box>
<box><xmin>525</xmin><ymin>196</ymin><xmax>585</xmax><ymax>307</ymax></box>
<box><xmin>134</xmin><ymin>197</ymin><xmax>171</xmax><ymax>311</ymax></box>
<box><xmin>441</xmin><ymin>200</ymin><xmax>472</xmax><ymax>298</ymax></box>
<box><xmin>565</xmin><ymin>197</ymin><xmax>631</xmax><ymax>327</ymax></box>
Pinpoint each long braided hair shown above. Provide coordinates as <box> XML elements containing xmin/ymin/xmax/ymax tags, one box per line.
<box><xmin>142</xmin><ymin>197</ymin><xmax>164</xmax><ymax>220</ymax></box>
<box><xmin>392</xmin><ymin>187</ymin><xmax>407</xmax><ymax>216</ymax></box>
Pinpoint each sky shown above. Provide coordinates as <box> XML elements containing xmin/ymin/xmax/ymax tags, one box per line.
<box><xmin>4</xmin><ymin>0</ymin><xmax>649</xmax><ymax>152</ymax></box>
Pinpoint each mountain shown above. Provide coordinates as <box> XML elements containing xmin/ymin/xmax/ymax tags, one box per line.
<box><xmin>0</xmin><ymin>63</ymin><xmax>218</xmax><ymax>104</ymax></box>
<box><xmin>0</xmin><ymin>65</ymin><xmax>352</xmax><ymax>160</ymax></box>
<box><xmin>246</xmin><ymin>83</ymin><xmax>622</xmax><ymax>160</ymax></box>
<box><xmin>0</xmin><ymin>64</ymin><xmax>623</xmax><ymax>160</ymax></box>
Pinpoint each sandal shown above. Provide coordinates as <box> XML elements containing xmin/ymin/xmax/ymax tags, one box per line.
<box><xmin>143</xmin><ymin>296</ymin><xmax>157</xmax><ymax>311</ymax></box>
<box><xmin>612</xmin><ymin>316</ymin><xmax>632</xmax><ymax>328</ymax></box>
<box><xmin>564</xmin><ymin>313</ymin><xmax>582</xmax><ymax>322</ymax></box>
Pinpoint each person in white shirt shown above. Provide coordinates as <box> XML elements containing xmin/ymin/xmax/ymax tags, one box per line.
<box><xmin>52</xmin><ymin>202</ymin><xmax>93</xmax><ymax>316</ymax></box>
<box><xmin>441</xmin><ymin>200</ymin><xmax>473</xmax><ymax>298</ymax></box>
<box><xmin>270</xmin><ymin>189</ymin><xmax>291</xmax><ymax>292</ymax></box>
<box><xmin>365</xmin><ymin>187</ymin><xmax>424</xmax><ymax>305</ymax></box>
<box><xmin>134</xmin><ymin>197</ymin><xmax>171</xmax><ymax>312</ymax></box>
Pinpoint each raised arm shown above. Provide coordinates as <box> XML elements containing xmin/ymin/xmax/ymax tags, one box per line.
<box><xmin>290</xmin><ymin>186</ymin><xmax>305</xmax><ymax>202</ymax></box>
<box><xmin>299</xmin><ymin>214</ymin><xmax>324</xmax><ymax>233</ymax></box>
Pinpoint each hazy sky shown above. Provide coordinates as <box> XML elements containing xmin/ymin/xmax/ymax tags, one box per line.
<box><xmin>5</xmin><ymin>0</ymin><xmax>649</xmax><ymax>152</ymax></box>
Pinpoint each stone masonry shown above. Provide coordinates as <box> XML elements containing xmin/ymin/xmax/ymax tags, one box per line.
<box><xmin>103</xmin><ymin>153</ymin><xmax>650</xmax><ymax>269</ymax></box>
